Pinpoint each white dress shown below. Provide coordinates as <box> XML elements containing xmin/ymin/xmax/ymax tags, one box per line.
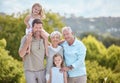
<box><xmin>25</xmin><ymin>16</ymin><xmax>34</xmax><ymax>34</ymax></box>
<box><xmin>51</xmin><ymin>67</ymin><xmax>64</xmax><ymax>83</ymax></box>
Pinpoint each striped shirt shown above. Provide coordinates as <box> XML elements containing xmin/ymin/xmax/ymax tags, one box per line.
<box><xmin>19</xmin><ymin>36</ymin><xmax>45</xmax><ymax>71</ymax></box>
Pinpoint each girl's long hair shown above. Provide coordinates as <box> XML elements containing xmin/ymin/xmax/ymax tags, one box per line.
<box><xmin>53</xmin><ymin>53</ymin><xmax>64</xmax><ymax>67</ymax></box>
<box><xmin>32</xmin><ymin>3</ymin><xmax>46</xmax><ymax>19</ymax></box>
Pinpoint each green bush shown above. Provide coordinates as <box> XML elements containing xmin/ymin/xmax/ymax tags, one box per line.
<box><xmin>0</xmin><ymin>39</ymin><xmax>24</xmax><ymax>83</ymax></box>
<box><xmin>86</xmin><ymin>60</ymin><xmax>118</xmax><ymax>83</ymax></box>
<box><xmin>82</xmin><ymin>35</ymin><xmax>107</xmax><ymax>61</ymax></box>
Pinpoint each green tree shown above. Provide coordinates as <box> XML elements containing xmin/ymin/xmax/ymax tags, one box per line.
<box><xmin>82</xmin><ymin>35</ymin><xmax>107</xmax><ymax>61</ymax></box>
<box><xmin>0</xmin><ymin>15</ymin><xmax>25</xmax><ymax>60</ymax></box>
<box><xmin>114</xmin><ymin>61</ymin><xmax>120</xmax><ymax>73</ymax></box>
<box><xmin>0</xmin><ymin>11</ymin><xmax>65</xmax><ymax>60</ymax></box>
<box><xmin>102</xmin><ymin>36</ymin><xmax>120</xmax><ymax>47</ymax></box>
<box><xmin>0</xmin><ymin>39</ymin><xmax>24</xmax><ymax>83</ymax></box>
<box><xmin>99</xmin><ymin>45</ymin><xmax>120</xmax><ymax>71</ymax></box>
<box><xmin>106</xmin><ymin>45</ymin><xmax>120</xmax><ymax>70</ymax></box>
<box><xmin>86</xmin><ymin>60</ymin><xmax>119</xmax><ymax>83</ymax></box>
<box><xmin>79</xmin><ymin>32</ymin><xmax>120</xmax><ymax>47</ymax></box>
<box><xmin>43</xmin><ymin>11</ymin><xmax>65</xmax><ymax>33</ymax></box>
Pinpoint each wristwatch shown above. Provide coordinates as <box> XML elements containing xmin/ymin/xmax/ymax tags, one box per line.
<box><xmin>68</xmin><ymin>65</ymin><xmax>73</xmax><ymax>70</ymax></box>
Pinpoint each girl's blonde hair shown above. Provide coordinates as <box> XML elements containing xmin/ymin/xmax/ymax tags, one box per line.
<box><xmin>53</xmin><ymin>53</ymin><xmax>64</xmax><ymax>67</ymax></box>
<box><xmin>32</xmin><ymin>3</ymin><xmax>46</xmax><ymax>19</ymax></box>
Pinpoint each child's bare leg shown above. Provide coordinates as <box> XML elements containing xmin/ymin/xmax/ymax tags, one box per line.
<box><xmin>26</xmin><ymin>32</ymin><xmax>32</xmax><ymax>55</ymax></box>
<box><xmin>45</xmin><ymin>39</ymin><xmax>48</xmax><ymax>56</ymax></box>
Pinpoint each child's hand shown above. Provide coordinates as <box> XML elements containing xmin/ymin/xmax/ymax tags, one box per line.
<box><xmin>60</xmin><ymin>66</ymin><xmax>71</xmax><ymax>72</ymax></box>
<box><xmin>40</xmin><ymin>29</ymin><xmax>49</xmax><ymax>39</ymax></box>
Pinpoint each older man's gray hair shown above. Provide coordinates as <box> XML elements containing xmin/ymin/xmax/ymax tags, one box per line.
<box><xmin>50</xmin><ymin>31</ymin><xmax>61</xmax><ymax>38</ymax></box>
<box><xmin>62</xmin><ymin>26</ymin><xmax>73</xmax><ymax>34</ymax></box>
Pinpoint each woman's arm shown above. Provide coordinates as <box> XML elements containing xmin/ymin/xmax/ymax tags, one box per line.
<box><xmin>58</xmin><ymin>39</ymin><xmax>65</xmax><ymax>45</ymax></box>
<box><xmin>48</xmin><ymin>69</ymin><xmax>52</xmax><ymax>83</ymax></box>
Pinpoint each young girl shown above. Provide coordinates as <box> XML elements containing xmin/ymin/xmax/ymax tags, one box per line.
<box><xmin>49</xmin><ymin>54</ymin><xmax>67</xmax><ymax>83</ymax></box>
<box><xmin>24</xmin><ymin>3</ymin><xmax>49</xmax><ymax>56</ymax></box>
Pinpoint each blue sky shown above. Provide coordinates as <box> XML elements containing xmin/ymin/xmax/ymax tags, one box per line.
<box><xmin>0</xmin><ymin>0</ymin><xmax>120</xmax><ymax>17</ymax></box>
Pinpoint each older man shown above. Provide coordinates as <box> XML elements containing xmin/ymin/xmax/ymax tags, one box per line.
<box><xmin>19</xmin><ymin>19</ymin><xmax>47</xmax><ymax>83</ymax></box>
<box><xmin>61</xmin><ymin>26</ymin><xmax>87</xmax><ymax>83</ymax></box>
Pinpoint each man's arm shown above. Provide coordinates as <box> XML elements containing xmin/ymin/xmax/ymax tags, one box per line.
<box><xmin>72</xmin><ymin>42</ymin><xmax>86</xmax><ymax>69</ymax></box>
<box><xmin>19</xmin><ymin>33</ymin><xmax>32</xmax><ymax>58</ymax></box>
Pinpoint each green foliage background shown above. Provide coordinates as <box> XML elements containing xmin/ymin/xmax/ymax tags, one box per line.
<box><xmin>0</xmin><ymin>11</ymin><xmax>120</xmax><ymax>83</ymax></box>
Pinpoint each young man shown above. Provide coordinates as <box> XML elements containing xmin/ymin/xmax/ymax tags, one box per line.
<box><xmin>19</xmin><ymin>19</ymin><xmax>47</xmax><ymax>83</ymax></box>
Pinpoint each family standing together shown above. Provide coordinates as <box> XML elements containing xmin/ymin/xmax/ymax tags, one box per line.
<box><xmin>19</xmin><ymin>3</ymin><xmax>87</xmax><ymax>83</ymax></box>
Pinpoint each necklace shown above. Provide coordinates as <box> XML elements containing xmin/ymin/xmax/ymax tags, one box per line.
<box><xmin>39</xmin><ymin>40</ymin><xmax>41</xmax><ymax>49</ymax></box>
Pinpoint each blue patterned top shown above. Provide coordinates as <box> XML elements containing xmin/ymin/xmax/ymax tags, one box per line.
<box><xmin>61</xmin><ymin>38</ymin><xmax>87</xmax><ymax>77</ymax></box>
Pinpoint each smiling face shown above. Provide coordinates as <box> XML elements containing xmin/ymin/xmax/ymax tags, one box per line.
<box><xmin>62</xmin><ymin>29</ymin><xmax>73</xmax><ymax>42</ymax></box>
<box><xmin>53</xmin><ymin>55</ymin><xmax>63</xmax><ymax>67</ymax></box>
<box><xmin>50</xmin><ymin>34</ymin><xmax>60</xmax><ymax>46</ymax></box>
<box><xmin>32</xmin><ymin>5</ymin><xmax>41</xmax><ymax>15</ymax></box>
<box><xmin>32</xmin><ymin>23</ymin><xmax>42</xmax><ymax>36</ymax></box>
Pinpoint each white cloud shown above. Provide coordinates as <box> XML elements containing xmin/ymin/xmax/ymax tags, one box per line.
<box><xmin>0</xmin><ymin>0</ymin><xmax>120</xmax><ymax>17</ymax></box>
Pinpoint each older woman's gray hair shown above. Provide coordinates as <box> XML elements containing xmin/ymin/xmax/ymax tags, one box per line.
<box><xmin>62</xmin><ymin>26</ymin><xmax>73</xmax><ymax>34</ymax></box>
<box><xmin>50</xmin><ymin>31</ymin><xmax>62</xmax><ymax>38</ymax></box>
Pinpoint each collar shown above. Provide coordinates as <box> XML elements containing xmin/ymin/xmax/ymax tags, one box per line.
<box><xmin>72</xmin><ymin>38</ymin><xmax>77</xmax><ymax>46</ymax></box>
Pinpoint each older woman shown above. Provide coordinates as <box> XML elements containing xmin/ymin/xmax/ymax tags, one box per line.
<box><xmin>46</xmin><ymin>31</ymin><xmax>63</xmax><ymax>83</ymax></box>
